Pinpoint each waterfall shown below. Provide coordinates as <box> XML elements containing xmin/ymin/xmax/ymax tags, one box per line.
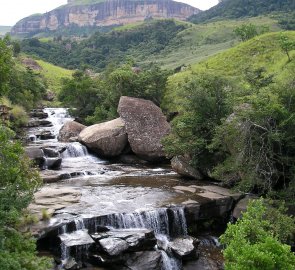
<box><xmin>160</xmin><ymin>250</ymin><xmax>181</xmax><ymax>270</ymax></box>
<box><xmin>74</xmin><ymin>218</ymin><xmax>85</xmax><ymax>230</ymax></box>
<box><xmin>62</xmin><ymin>142</ymin><xmax>89</xmax><ymax>158</ymax></box>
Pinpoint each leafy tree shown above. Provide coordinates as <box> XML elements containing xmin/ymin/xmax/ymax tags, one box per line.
<box><xmin>234</xmin><ymin>24</ymin><xmax>258</xmax><ymax>41</ymax></box>
<box><xmin>279</xmin><ymin>33</ymin><xmax>295</xmax><ymax>62</ymax></box>
<box><xmin>220</xmin><ymin>199</ymin><xmax>295</xmax><ymax>270</ymax></box>
<box><xmin>0</xmin><ymin>126</ymin><xmax>51</xmax><ymax>269</ymax></box>
<box><xmin>0</xmin><ymin>37</ymin><xmax>13</xmax><ymax>96</ymax></box>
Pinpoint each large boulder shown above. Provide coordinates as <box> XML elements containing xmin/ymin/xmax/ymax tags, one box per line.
<box><xmin>171</xmin><ymin>156</ymin><xmax>203</xmax><ymax>180</ymax></box>
<box><xmin>117</xmin><ymin>96</ymin><xmax>171</xmax><ymax>161</ymax></box>
<box><xmin>78</xmin><ymin>118</ymin><xmax>128</xmax><ymax>157</ymax></box>
<box><xmin>25</xmin><ymin>147</ymin><xmax>45</xmax><ymax>168</ymax></box>
<box><xmin>58</xmin><ymin>121</ymin><xmax>86</xmax><ymax>142</ymax></box>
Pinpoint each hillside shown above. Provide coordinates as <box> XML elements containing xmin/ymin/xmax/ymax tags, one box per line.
<box><xmin>20</xmin><ymin>16</ymin><xmax>280</xmax><ymax>71</ymax></box>
<box><xmin>189</xmin><ymin>0</ymin><xmax>295</xmax><ymax>24</ymax></box>
<box><xmin>11</xmin><ymin>0</ymin><xmax>199</xmax><ymax>37</ymax></box>
<box><xmin>163</xmin><ymin>31</ymin><xmax>295</xmax><ymax>112</ymax></box>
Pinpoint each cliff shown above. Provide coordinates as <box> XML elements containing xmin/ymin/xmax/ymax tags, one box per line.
<box><xmin>11</xmin><ymin>0</ymin><xmax>200</xmax><ymax>36</ymax></box>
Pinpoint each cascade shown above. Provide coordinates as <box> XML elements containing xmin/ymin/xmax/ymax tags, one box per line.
<box><xmin>62</xmin><ymin>142</ymin><xmax>88</xmax><ymax>158</ymax></box>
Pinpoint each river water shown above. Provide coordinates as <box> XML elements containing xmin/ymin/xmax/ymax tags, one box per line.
<box><xmin>27</xmin><ymin>108</ymin><xmax>222</xmax><ymax>270</ymax></box>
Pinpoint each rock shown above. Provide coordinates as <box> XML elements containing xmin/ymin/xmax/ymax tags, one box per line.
<box><xmin>115</xmin><ymin>154</ymin><xmax>148</xmax><ymax>165</ymax></box>
<box><xmin>184</xmin><ymin>257</ymin><xmax>222</xmax><ymax>270</ymax></box>
<box><xmin>43</xmin><ymin>148</ymin><xmax>60</xmax><ymax>157</ymax></box>
<box><xmin>173</xmin><ymin>186</ymin><xmax>197</xmax><ymax>193</ymax></box>
<box><xmin>45</xmin><ymin>157</ymin><xmax>62</xmax><ymax>170</ymax></box>
<box><xmin>124</xmin><ymin>251</ymin><xmax>162</xmax><ymax>270</ymax></box>
<box><xmin>169</xmin><ymin>237</ymin><xmax>198</xmax><ymax>260</ymax></box>
<box><xmin>37</xmin><ymin>130</ymin><xmax>55</xmax><ymax>140</ymax></box>
<box><xmin>118</xmin><ymin>96</ymin><xmax>171</xmax><ymax>162</ymax></box>
<box><xmin>58</xmin><ymin>121</ymin><xmax>86</xmax><ymax>142</ymax></box>
<box><xmin>27</xmin><ymin>119</ymin><xmax>52</xmax><ymax>127</ymax></box>
<box><xmin>99</xmin><ymin>238</ymin><xmax>129</xmax><ymax>256</ymax></box>
<box><xmin>44</xmin><ymin>90</ymin><xmax>55</xmax><ymax>102</ymax></box>
<box><xmin>79</xmin><ymin>118</ymin><xmax>128</xmax><ymax>157</ymax></box>
<box><xmin>171</xmin><ymin>156</ymin><xmax>203</xmax><ymax>180</ymax></box>
<box><xmin>29</xmin><ymin>110</ymin><xmax>48</xmax><ymax>119</ymax></box>
<box><xmin>63</xmin><ymin>257</ymin><xmax>79</xmax><ymax>270</ymax></box>
<box><xmin>25</xmin><ymin>147</ymin><xmax>45</xmax><ymax>168</ymax></box>
<box><xmin>232</xmin><ymin>195</ymin><xmax>256</xmax><ymax>220</ymax></box>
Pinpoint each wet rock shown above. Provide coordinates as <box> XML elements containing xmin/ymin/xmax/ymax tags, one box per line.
<box><xmin>38</xmin><ymin>130</ymin><xmax>55</xmax><ymax>140</ymax></box>
<box><xmin>124</xmin><ymin>251</ymin><xmax>162</xmax><ymax>270</ymax></box>
<box><xmin>25</xmin><ymin>147</ymin><xmax>45</xmax><ymax>168</ymax></box>
<box><xmin>79</xmin><ymin>118</ymin><xmax>128</xmax><ymax>157</ymax></box>
<box><xmin>45</xmin><ymin>157</ymin><xmax>62</xmax><ymax>170</ymax></box>
<box><xmin>99</xmin><ymin>238</ymin><xmax>129</xmax><ymax>256</ymax></box>
<box><xmin>29</xmin><ymin>110</ymin><xmax>48</xmax><ymax>119</ymax></box>
<box><xmin>184</xmin><ymin>257</ymin><xmax>223</xmax><ymax>270</ymax></box>
<box><xmin>171</xmin><ymin>156</ymin><xmax>204</xmax><ymax>180</ymax></box>
<box><xmin>118</xmin><ymin>96</ymin><xmax>171</xmax><ymax>162</ymax></box>
<box><xmin>173</xmin><ymin>186</ymin><xmax>197</xmax><ymax>193</ymax></box>
<box><xmin>169</xmin><ymin>237</ymin><xmax>198</xmax><ymax>260</ymax></box>
<box><xmin>232</xmin><ymin>195</ymin><xmax>256</xmax><ymax>220</ymax></box>
<box><xmin>116</xmin><ymin>154</ymin><xmax>148</xmax><ymax>165</ymax></box>
<box><xmin>43</xmin><ymin>147</ymin><xmax>60</xmax><ymax>157</ymax></box>
<box><xmin>89</xmin><ymin>254</ymin><xmax>123</xmax><ymax>267</ymax></box>
<box><xmin>58</xmin><ymin>121</ymin><xmax>86</xmax><ymax>142</ymax></box>
<box><xmin>27</xmin><ymin>119</ymin><xmax>52</xmax><ymax>127</ymax></box>
<box><xmin>63</xmin><ymin>257</ymin><xmax>79</xmax><ymax>270</ymax></box>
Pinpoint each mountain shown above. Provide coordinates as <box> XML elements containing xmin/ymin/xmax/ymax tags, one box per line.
<box><xmin>0</xmin><ymin>26</ymin><xmax>11</xmax><ymax>37</ymax></box>
<box><xmin>11</xmin><ymin>0</ymin><xmax>199</xmax><ymax>37</ymax></box>
<box><xmin>189</xmin><ymin>0</ymin><xmax>295</xmax><ymax>23</ymax></box>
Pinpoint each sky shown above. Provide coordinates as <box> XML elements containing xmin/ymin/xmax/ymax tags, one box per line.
<box><xmin>0</xmin><ymin>0</ymin><xmax>219</xmax><ymax>26</ymax></box>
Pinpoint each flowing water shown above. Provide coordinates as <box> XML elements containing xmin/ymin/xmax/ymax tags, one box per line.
<box><xmin>28</xmin><ymin>108</ymin><xmax>214</xmax><ymax>269</ymax></box>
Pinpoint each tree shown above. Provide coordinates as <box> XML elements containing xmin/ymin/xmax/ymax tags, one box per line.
<box><xmin>233</xmin><ymin>24</ymin><xmax>258</xmax><ymax>41</ymax></box>
<box><xmin>0</xmin><ymin>37</ymin><xmax>13</xmax><ymax>96</ymax></box>
<box><xmin>279</xmin><ymin>33</ymin><xmax>295</xmax><ymax>62</ymax></box>
<box><xmin>0</xmin><ymin>126</ymin><xmax>51</xmax><ymax>269</ymax></box>
<box><xmin>220</xmin><ymin>199</ymin><xmax>295</xmax><ymax>270</ymax></box>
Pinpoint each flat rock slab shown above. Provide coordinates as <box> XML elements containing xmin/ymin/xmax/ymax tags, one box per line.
<box><xmin>169</xmin><ymin>237</ymin><xmax>197</xmax><ymax>259</ymax></box>
<box><xmin>173</xmin><ymin>186</ymin><xmax>197</xmax><ymax>193</ymax></box>
<box><xmin>99</xmin><ymin>238</ymin><xmax>129</xmax><ymax>256</ymax></box>
<box><xmin>59</xmin><ymin>230</ymin><xmax>95</xmax><ymax>247</ymax></box>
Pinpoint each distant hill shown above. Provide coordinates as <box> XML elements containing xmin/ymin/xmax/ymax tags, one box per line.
<box><xmin>20</xmin><ymin>16</ymin><xmax>281</xmax><ymax>71</ymax></box>
<box><xmin>189</xmin><ymin>0</ymin><xmax>295</xmax><ymax>23</ymax></box>
<box><xmin>0</xmin><ymin>26</ymin><xmax>11</xmax><ymax>36</ymax></box>
<box><xmin>11</xmin><ymin>0</ymin><xmax>199</xmax><ymax>37</ymax></box>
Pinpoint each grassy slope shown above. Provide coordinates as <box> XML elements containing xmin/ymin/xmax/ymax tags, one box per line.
<box><xmin>35</xmin><ymin>60</ymin><xmax>73</xmax><ymax>93</ymax></box>
<box><xmin>163</xmin><ymin>31</ymin><xmax>295</xmax><ymax>112</ymax></box>
<box><xmin>139</xmin><ymin>16</ymin><xmax>280</xmax><ymax>69</ymax></box>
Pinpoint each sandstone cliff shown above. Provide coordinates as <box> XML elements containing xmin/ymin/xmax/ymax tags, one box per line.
<box><xmin>11</xmin><ymin>0</ymin><xmax>200</xmax><ymax>36</ymax></box>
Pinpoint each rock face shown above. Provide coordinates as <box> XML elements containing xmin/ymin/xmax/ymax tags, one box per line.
<box><xmin>118</xmin><ymin>96</ymin><xmax>171</xmax><ymax>161</ymax></box>
<box><xmin>78</xmin><ymin>118</ymin><xmax>128</xmax><ymax>157</ymax></box>
<box><xmin>171</xmin><ymin>156</ymin><xmax>204</xmax><ymax>180</ymax></box>
<box><xmin>11</xmin><ymin>0</ymin><xmax>200</xmax><ymax>36</ymax></box>
<box><xmin>58</xmin><ymin>121</ymin><xmax>86</xmax><ymax>142</ymax></box>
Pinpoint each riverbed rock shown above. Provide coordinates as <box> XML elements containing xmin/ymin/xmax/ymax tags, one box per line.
<box><xmin>58</xmin><ymin>121</ymin><xmax>86</xmax><ymax>142</ymax></box>
<box><xmin>38</xmin><ymin>130</ymin><xmax>55</xmax><ymax>140</ymax></box>
<box><xmin>232</xmin><ymin>195</ymin><xmax>257</xmax><ymax>220</ymax></box>
<box><xmin>43</xmin><ymin>147</ymin><xmax>60</xmax><ymax>157</ymax></box>
<box><xmin>29</xmin><ymin>109</ymin><xmax>48</xmax><ymax>119</ymax></box>
<box><xmin>99</xmin><ymin>238</ymin><xmax>129</xmax><ymax>256</ymax></box>
<box><xmin>124</xmin><ymin>251</ymin><xmax>162</xmax><ymax>270</ymax></box>
<box><xmin>169</xmin><ymin>237</ymin><xmax>198</xmax><ymax>260</ymax></box>
<box><xmin>27</xmin><ymin>119</ymin><xmax>52</xmax><ymax>127</ymax></box>
<box><xmin>118</xmin><ymin>96</ymin><xmax>171</xmax><ymax>162</ymax></box>
<box><xmin>25</xmin><ymin>147</ymin><xmax>45</xmax><ymax>168</ymax></box>
<box><xmin>79</xmin><ymin>118</ymin><xmax>128</xmax><ymax>157</ymax></box>
<box><xmin>171</xmin><ymin>156</ymin><xmax>204</xmax><ymax>180</ymax></box>
<box><xmin>45</xmin><ymin>157</ymin><xmax>62</xmax><ymax>170</ymax></box>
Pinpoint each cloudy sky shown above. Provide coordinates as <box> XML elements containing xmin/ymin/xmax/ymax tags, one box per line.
<box><xmin>0</xmin><ymin>0</ymin><xmax>219</xmax><ymax>26</ymax></box>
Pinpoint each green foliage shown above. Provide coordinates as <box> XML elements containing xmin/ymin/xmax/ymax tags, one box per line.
<box><xmin>233</xmin><ymin>23</ymin><xmax>269</xmax><ymax>41</ymax></box>
<box><xmin>0</xmin><ymin>37</ymin><xmax>13</xmax><ymax>96</ymax></box>
<box><xmin>59</xmin><ymin>64</ymin><xmax>171</xmax><ymax>124</ymax></box>
<box><xmin>189</xmin><ymin>0</ymin><xmax>295</xmax><ymax>23</ymax></box>
<box><xmin>220</xmin><ymin>199</ymin><xmax>295</xmax><ymax>270</ymax></box>
<box><xmin>277</xmin><ymin>12</ymin><xmax>295</xmax><ymax>30</ymax></box>
<box><xmin>0</xmin><ymin>126</ymin><xmax>51</xmax><ymax>269</ymax></box>
<box><xmin>279</xmin><ymin>33</ymin><xmax>295</xmax><ymax>61</ymax></box>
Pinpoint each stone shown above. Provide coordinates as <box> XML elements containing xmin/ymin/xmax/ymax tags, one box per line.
<box><xmin>232</xmin><ymin>195</ymin><xmax>257</xmax><ymax>220</ymax></box>
<box><xmin>171</xmin><ymin>156</ymin><xmax>203</xmax><ymax>180</ymax></box>
<box><xmin>124</xmin><ymin>251</ymin><xmax>162</xmax><ymax>270</ymax></box>
<box><xmin>45</xmin><ymin>157</ymin><xmax>62</xmax><ymax>170</ymax></box>
<box><xmin>169</xmin><ymin>237</ymin><xmax>198</xmax><ymax>260</ymax></box>
<box><xmin>37</xmin><ymin>130</ymin><xmax>55</xmax><ymax>140</ymax></box>
<box><xmin>29</xmin><ymin>110</ymin><xmax>48</xmax><ymax>119</ymax></box>
<box><xmin>118</xmin><ymin>96</ymin><xmax>171</xmax><ymax>161</ymax></box>
<box><xmin>173</xmin><ymin>186</ymin><xmax>197</xmax><ymax>193</ymax></box>
<box><xmin>43</xmin><ymin>147</ymin><xmax>60</xmax><ymax>157</ymax></box>
<box><xmin>63</xmin><ymin>257</ymin><xmax>79</xmax><ymax>270</ymax></box>
<box><xmin>79</xmin><ymin>118</ymin><xmax>128</xmax><ymax>157</ymax></box>
<box><xmin>99</xmin><ymin>238</ymin><xmax>129</xmax><ymax>256</ymax></box>
<box><xmin>27</xmin><ymin>119</ymin><xmax>52</xmax><ymax>127</ymax></box>
<box><xmin>25</xmin><ymin>147</ymin><xmax>45</xmax><ymax>168</ymax></box>
<box><xmin>58</xmin><ymin>121</ymin><xmax>86</xmax><ymax>142</ymax></box>
<box><xmin>184</xmin><ymin>257</ymin><xmax>222</xmax><ymax>270</ymax></box>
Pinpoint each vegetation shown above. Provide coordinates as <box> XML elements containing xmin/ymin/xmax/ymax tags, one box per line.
<box><xmin>59</xmin><ymin>64</ymin><xmax>171</xmax><ymax>124</ymax></box>
<box><xmin>0</xmin><ymin>126</ymin><xmax>51</xmax><ymax>269</ymax></box>
<box><xmin>220</xmin><ymin>199</ymin><xmax>295</xmax><ymax>270</ymax></box>
<box><xmin>163</xmin><ymin>31</ymin><xmax>295</xmax><ymax>198</ymax></box>
<box><xmin>189</xmin><ymin>0</ymin><xmax>295</xmax><ymax>23</ymax></box>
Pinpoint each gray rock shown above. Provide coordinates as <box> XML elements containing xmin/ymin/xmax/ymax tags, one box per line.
<box><xmin>29</xmin><ymin>110</ymin><xmax>48</xmax><ymax>119</ymax></box>
<box><xmin>232</xmin><ymin>195</ymin><xmax>257</xmax><ymax>220</ymax></box>
<box><xmin>43</xmin><ymin>147</ymin><xmax>60</xmax><ymax>157</ymax></box>
<box><xmin>99</xmin><ymin>238</ymin><xmax>129</xmax><ymax>256</ymax></box>
<box><xmin>58</xmin><ymin>121</ymin><xmax>86</xmax><ymax>142</ymax></box>
<box><xmin>45</xmin><ymin>157</ymin><xmax>62</xmax><ymax>170</ymax></box>
<box><xmin>25</xmin><ymin>147</ymin><xmax>45</xmax><ymax>168</ymax></box>
<box><xmin>118</xmin><ymin>96</ymin><xmax>171</xmax><ymax>162</ymax></box>
<box><xmin>184</xmin><ymin>257</ymin><xmax>223</xmax><ymax>270</ymax></box>
<box><xmin>37</xmin><ymin>130</ymin><xmax>55</xmax><ymax>140</ymax></box>
<box><xmin>27</xmin><ymin>119</ymin><xmax>52</xmax><ymax>127</ymax></box>
<box><xmin>171</xmin><ymin>156</ymin><xmax>203</xmax><ymax>180</ymax></box>
<box><xmin>169</xmin><ymin>237</ymin><xmax>198</xmax><ymax>260</ymax></box>
<box><xmin>124</xmin><ymin>251</ymin><xmax>162</xmax><ymax>270</ymax></box>
<box><xmin>79</xmin><ymin>118</ymin><xmax>128</xmax><ymax>157</ymax></box>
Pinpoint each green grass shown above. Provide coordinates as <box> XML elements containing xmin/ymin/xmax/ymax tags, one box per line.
<box><xmin>163</xmin><ymin>31</ymin><xmax>295</xmax><ymax>112</ymax></box>
<box><xmin>139</xmin><ymin>16</ymin><xmax>281</xmax><ymax>70</ymax></box>
<box><xmin>36</xmin><ymin>60</ymin><xmax>73</xmax><ymax>93</ymax></box>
